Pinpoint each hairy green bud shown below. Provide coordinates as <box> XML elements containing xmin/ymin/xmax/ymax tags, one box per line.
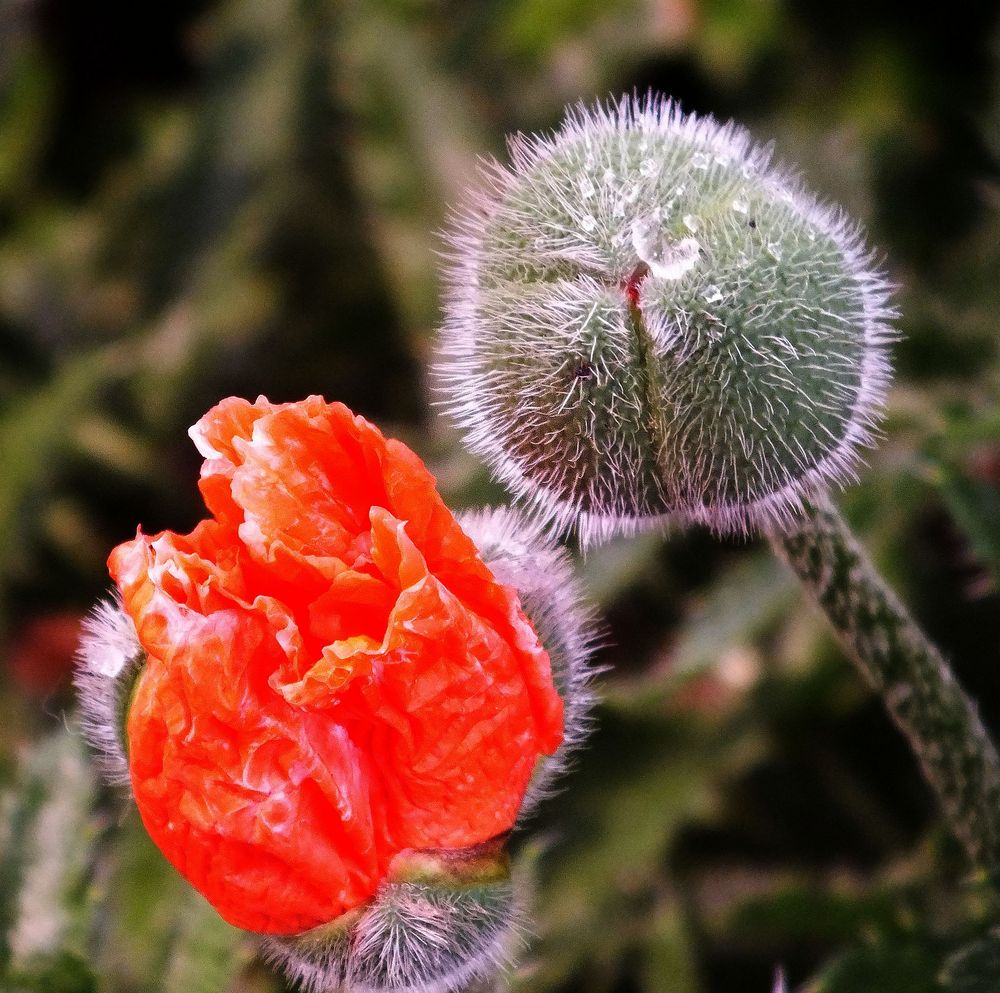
<box><xmin>439</xmin><ymin>94</ymin><xmax>895</xmax><ymax>543</ymax></box>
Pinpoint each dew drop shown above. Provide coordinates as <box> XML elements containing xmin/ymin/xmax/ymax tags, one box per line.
<box><xmin>580</xmin><ymin>177</ymin><xmax>596</xmax><ymax>199</ymax></box>
<box><xmin>682</xmin><ymin>214</ymin><xmax>699</xmax><ymax>233</ymax></box>
<box><xmin>631</xmin><ymin>216</ymin><xmax>701</xmax><ymax>280</ymax></box>
<box><xmin>691</xmin><ymin>151</ymin><xmax>710</xmax><ymax>170</ymax></box>
<box><xmin>640</xmin><ymin>158</ymin><xmax>658</xmax><ymax>177</ymax></box>
<box><xmin>732</xmin><ymin>198</ymin><xmax>749</xmax><ymax>214</ymax></box>
<box><xmin>704</xmin><ymin>285</ymin><xmax>724</xmax><ymax>305</ymax></box>
<box><xmin>766</xmin><ymin>241</ymin><xmax>783</xmax><ymax>261</ymax></box>
<box><xmin>581</xmin><ymin>214</ymin><xmax>597</xmax><ymax>233</ymax></box>
<box><xmin>602</xmin><ymin>168</ymin><xmax>616</xmax><ymax>185</ymax></box>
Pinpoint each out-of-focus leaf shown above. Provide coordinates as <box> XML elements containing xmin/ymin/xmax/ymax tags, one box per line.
<box><xmin>941</xmin><ymin>933</ymin><xmax>1000</xmax><ymax>993</ymax></box>
<box><xmin>339</xmin><ymin>0</ymin><xmax>486</xmax><ymax>333</ymax></box>
<box><xmin>693</xmin><ymin>0</ymin><xmax>785</xmax><ymax>81</ymax></box>
<box><xmin>0</xmin><ymin>731</ymin><xmax>97</xmax><ymax>975</ymax></box>
<box><xmin>92</xmin><ymin>812</ymin><xmax>191</xmax><ymax>990</ymax></box>
<box><xmin>518</xmin><ymin>709</ymin><xmax>763</xmax><ymax>993</ymax></box>
<box><xmin>723</xmin><ymin>882</ymin><xmax>902</xmax><ymax>951</ymax></box>
<box><xmin>161</xmin><ymin>890</ymin><xmax>251</xmax><ymax>993</ymax></box>
<box><xmin>2</xmin><ymin>949</ymin><xmax>98</xmax><ymax>993</ymax></box>
<box><xmin>0</xmin><ymin>38</ymin><xmax>56</xmax><ymax>202</ymax></box>
<box><xmin>0</xmin><ymin>346</ymin><xmax>131</xmax><ymax>621</ymax></box>
<box><xmin>579</xmin><ymin>531</ymin><xmax>664</xmax><ymax>607</ymax></box>
<box><xmin>70</xmin><ymin>416</ymin><xmax>159</xmax><ymax>482</ymax></box>
<box><xmin>642</xmin><ymin>888</ymin><xmax>699</xmax><ymax>993</ymax></box>
<box><xmin>496</xmin><ymin>0</ymin><xmax>638</xmax><ymax>61</ymax></box>
<box><xmin>926</xmin><ymin>454</ymin><xmax>1000</xmax><ymax>589</ymax></box>
<box><xmin>605</xmin><ymin>551</ymin><xmax>797</xmax><ymax>711</ymax></box>
<box><xmin>668</xmin><ymin>553</ymin><xmax>797</xmax><ymax>680</ymax></box>
<box><xmin>0</xmin><ymin>772</ymin><xmax>44</xmax><ymax>972</ymax></box>
<box><xmin>807</xmin><ymin>942</ymin><xmax>944</xmax><ymax>993</ymax></box>
<box><xmin>92</xmin><ymin>800</ymin><xmax>256</xmax><ymax>993</ymax></box>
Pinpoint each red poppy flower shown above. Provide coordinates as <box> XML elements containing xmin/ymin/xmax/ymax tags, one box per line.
<box><xmin>109</xmin><ymin>396</ymin><xmax>564</xmax><ymax>935</ymax></box>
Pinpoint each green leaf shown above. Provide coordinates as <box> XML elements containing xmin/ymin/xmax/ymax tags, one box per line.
<box><xmin>0</xmin><ymin>346</ymin><xmax>131</xmax><ymax>627</ymax></box>
<box><xmin>941</xmin><ymin>933</ymin><xmax>1000</xmax><ymax>993</ymax></box>
<box><xmin>0</xmin><ymin>39</ymin><xmax>56</xmax><ymax>202</ymax></box>
<box><xmin>578</xmin><ymin>531</ymin><xmax>664</xmax><ymax>607</ymax></box>
<box><xmin>641</xmin><ymin>889</ymin><xmax>699</xmax><ymax>993</ymax></box>
<box><xmin>604</xmin><ymin>551</ymin><xmax>797</xmax><ymax>712</ymax></box>
<box><xmin>929</xmin><ymin>456</ymin><xmax>1000</xmax><ymax>588</ymax></box>
<box><xmin>2</xmin><ymin>949</ymin><xmax>99</xmax><ymax>993</ymax></box>
<box><xmin>0</xmin><ymin>731</ymin><xmax>97</xmax><ymax>974</ymax></box>
<box><xmin>161</xmin><ymin>890</ymin><xmax>251</xmax><ymax>993</ymax></box>
<box><xmin>809</xmin><ymin>942</ymin><xmax>944</xmax><ymax>993</ymax></box>
<box><xmin>518</xmin><ymin>708</ymin><xmax>763</xmax><ymax>993</ymax></box>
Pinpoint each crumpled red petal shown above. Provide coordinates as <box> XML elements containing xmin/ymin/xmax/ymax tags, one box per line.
<box><xmin>109</xmin><ymin>396</ymin><xmax>563</xmax><ymax>935</ymax></box>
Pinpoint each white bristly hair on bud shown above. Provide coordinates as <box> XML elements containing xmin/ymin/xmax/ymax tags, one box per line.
<box><xmin>73</xmin><ymin>593</ymin><xmax>144</xmax><ymax>787</ymax></box>
<box><xmin>263</xmin><ymin>851</ymin><xmax>521</xmax><ymax>993</ymax></box>
<box><xmin>456</xmin><ymin>506</ymin><xmax>602</xmax><ymax>816</ymax></box>
<box><xmin>438</xmin><ymin>93</ymin><xmax>896</xmax><ymax>547</ymax></box>
<box><xmin>345</xmin><ymin>880</ymin><xmax>520</xmax><ymax>993</ymax></box>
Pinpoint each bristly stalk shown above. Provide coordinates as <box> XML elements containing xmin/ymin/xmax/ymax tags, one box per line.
<box><xmin>767</xmin><ymin>493</ymin><xmax>1000</xmax><ymax>871</ymax></box>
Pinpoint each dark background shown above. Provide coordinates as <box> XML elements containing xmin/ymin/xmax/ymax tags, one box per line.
<box><xmin>2</xmin><ymin>1</ymin><xmax>1000</xmax><ymax>991</ymax></box>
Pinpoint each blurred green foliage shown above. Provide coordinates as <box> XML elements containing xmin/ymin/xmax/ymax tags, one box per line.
<box><xmin>1</xmin><ymin>1</ymin><xmax>999</xmax><ymax>991</ymax></box>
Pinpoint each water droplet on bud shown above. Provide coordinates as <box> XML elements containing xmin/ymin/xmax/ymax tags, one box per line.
<box><xmin>683</xmin><ymin>214</ymin><xmax>699</xmax><ymax>233</ymax></box>
<box><xmin>631</xmin><ymin>216</ymin><xmax>701</xmax><ymax>280</ymax></box>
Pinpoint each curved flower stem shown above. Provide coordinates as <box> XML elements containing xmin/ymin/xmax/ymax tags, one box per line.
<box><xmin>767</xmin><ymin>493</ymin><xmax>1000</xmax><ymax>872</ymax></box>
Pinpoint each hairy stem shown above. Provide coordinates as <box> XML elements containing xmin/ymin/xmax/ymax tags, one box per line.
<box><xmin>767</xmin><ymin>493</ymin><xmax>1000</xmax><ymax>871</ymax></box>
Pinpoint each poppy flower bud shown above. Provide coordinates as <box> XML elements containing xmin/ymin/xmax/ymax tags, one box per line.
<box><xmin>74</xmin><ymin>396</ymin><xmax>591</xmax><ymax>993</ymax></box>
<box><xmin>439</xmin><ymin>94</ymin><xmax>895</xmax><ymax>543</ymax></box>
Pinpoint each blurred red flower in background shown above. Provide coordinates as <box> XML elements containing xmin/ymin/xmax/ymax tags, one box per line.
<box><xmin>109</xmin><ymin>396</ymin><xmax>563</xmax><ymax>934</ymax></box>
<box><xmin>9</xmin><ymin>612</ymin><xmax>83</xmax><ymax>697</ymax></box>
